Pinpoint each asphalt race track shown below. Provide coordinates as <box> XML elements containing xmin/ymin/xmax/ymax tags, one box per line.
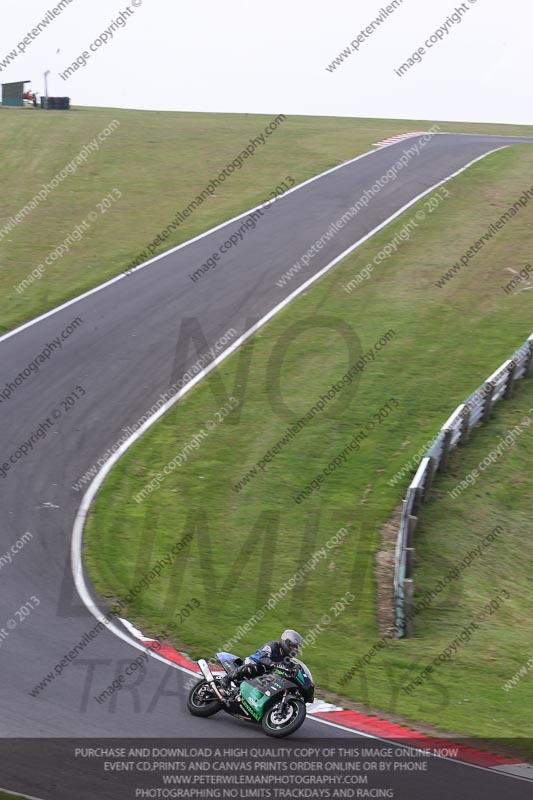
<box><xmin>1</xmin><ymin>133</ymin><xmax>532</xmax><ymax>799</ymax></box>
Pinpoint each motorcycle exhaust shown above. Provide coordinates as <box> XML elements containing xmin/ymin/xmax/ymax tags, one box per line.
<box><xmin>198</xmin><ymin>659</ymin><xmax>214</xmax><ymax>682</ymax></box>
<box><xmin>197</xmin><ymin>659</ymin><xmax>225</xmax><ymax>703</ymax></box>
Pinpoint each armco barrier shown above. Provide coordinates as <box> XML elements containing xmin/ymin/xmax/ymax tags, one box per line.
<box><xmin>395</xmin><ymin>331</ymin><xmax>533</xmax><ymax>637</ymax></box>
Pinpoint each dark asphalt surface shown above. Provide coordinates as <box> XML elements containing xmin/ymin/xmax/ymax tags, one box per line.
<box><xmin>1</xmin><ymin>133</ymin><xmax>532</xmax><ymax>799</ymax></box>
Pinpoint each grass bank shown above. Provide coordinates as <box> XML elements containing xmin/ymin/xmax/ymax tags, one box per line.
<box><xmin>81</xmin><ymin>127</ymin><xmax>533</xmax><ymax>750</ymax></box>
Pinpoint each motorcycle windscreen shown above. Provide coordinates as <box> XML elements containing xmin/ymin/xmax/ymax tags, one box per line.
<box><xmin>216</xmin><ymin>652</ymin><xmax>242</xmax><ymax>672</ymax></box>
<box><xmin>291</xmin><ymin>658</ymin><xmax>314</xmax><ymax>687</ymax></box>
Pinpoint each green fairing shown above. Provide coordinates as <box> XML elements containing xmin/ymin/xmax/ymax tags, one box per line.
<box><xmin>241</xmin><ymin>683</ymin><xmax>270</xmax><ymax>719</ymax></box>
<box><xmin>240</xmin><ymin>698</ymin><xmax>261</xmax><ymax>721</ymax></box>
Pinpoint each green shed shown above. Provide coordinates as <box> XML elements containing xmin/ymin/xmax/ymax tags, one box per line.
<box><xmin>1</xmin><ymin>80</ymin><xmax>31</xmax><ymax>107</ymax></box>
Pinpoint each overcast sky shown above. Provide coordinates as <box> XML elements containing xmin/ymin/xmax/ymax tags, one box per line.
<box><xmin>1</xmin><ymin>0</ymin><xmax>531</xmax><ymax>124</ymax></box>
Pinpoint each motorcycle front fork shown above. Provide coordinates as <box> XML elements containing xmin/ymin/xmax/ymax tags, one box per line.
<box><xmin>278</xmin><ymin>689</ymin><xmax>289</xmax><ymax>714</ymax></box>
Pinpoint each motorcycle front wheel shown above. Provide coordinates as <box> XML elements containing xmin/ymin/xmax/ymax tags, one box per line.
<box><xmin>187</xmin><ymin>679</ymin><xmax>222</xmax><ymax>717</ymax></box>
<box><xmin>261</xmin><ymin>697</ymin><xmax>306</xmax><ymax>738</ymax></box>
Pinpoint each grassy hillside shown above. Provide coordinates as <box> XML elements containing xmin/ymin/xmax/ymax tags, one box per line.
<box><xmin>2</xmin><ymin>105</ymin><xmax>533</xmax><ymax>335</ymax></box>
<box><xmin>3</xmin><ymin>106</ymin><xmax>532</xmax><ymax>751</ymax></box>
<box><xmin>78</xmin><ymin>118</ymin><xmax>533</xmax><ymax>749</ymax></box>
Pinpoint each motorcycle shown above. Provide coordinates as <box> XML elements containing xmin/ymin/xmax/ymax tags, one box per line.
<box><xmin>187</xmin><ymin>651</ymin><xmax>315</xmax><ymax>738</ymax></box>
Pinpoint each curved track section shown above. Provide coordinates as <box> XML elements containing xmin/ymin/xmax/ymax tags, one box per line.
<box><xmin>1</xmin><ymin>133</ymin><xmax>532</xmax><ymax>798</ymax></box>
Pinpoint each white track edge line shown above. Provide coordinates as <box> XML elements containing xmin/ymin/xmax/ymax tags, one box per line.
<box><xmin>0</xmin><ymin>787</ymin><xmax>47</xmax><ymax>800</ymax></box>
<box><xmin>70</xmin><ymin>144</ymin><xmax>509</xmax><ymax>720</ymax></box>
<box><xmin>1</xmin><ymin>132</ymin><xmax>523</xmax><ymax>347</ymax></box>
<box><xmin>0</xmin><ymin>148</ymin><xmax>380</xmax><ymax>347</ymax></box>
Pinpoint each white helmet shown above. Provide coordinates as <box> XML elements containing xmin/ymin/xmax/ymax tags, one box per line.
<box><xmin>280</xmin><ymin>629</ymin><xmax>302</xmax><ymax>657</ymax></box>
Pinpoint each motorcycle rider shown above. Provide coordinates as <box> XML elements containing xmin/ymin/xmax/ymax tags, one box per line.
<box><xmin>220</xmin><ymin>629</ymin><xmax>303</xmax><ymax>693</ymax></box>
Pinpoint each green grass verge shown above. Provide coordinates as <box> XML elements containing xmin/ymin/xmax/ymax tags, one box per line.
<box><xmin>408</xmin><ymin>381</ymin><xmax>533</xmax><ymax>750</ymax></box>
<box><xmin>0</xmin><ymin>793</ymin><xmax>41</xmax><ymax>800</ymax></box>
<box><xmin>82</xmin><ymin>119</ymin><xmax>533</xmax><ymax>752</ymax></box>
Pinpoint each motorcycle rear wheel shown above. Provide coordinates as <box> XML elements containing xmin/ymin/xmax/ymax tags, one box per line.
<box><xmin>187</xmin><ymin>679</ymin><xmax>222</xmax><ymax>717</ymax></box>
<box><xmin>261</xmin><ymin>698</ymin><xmax>306</xmax><ymax>738</ymax></box>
